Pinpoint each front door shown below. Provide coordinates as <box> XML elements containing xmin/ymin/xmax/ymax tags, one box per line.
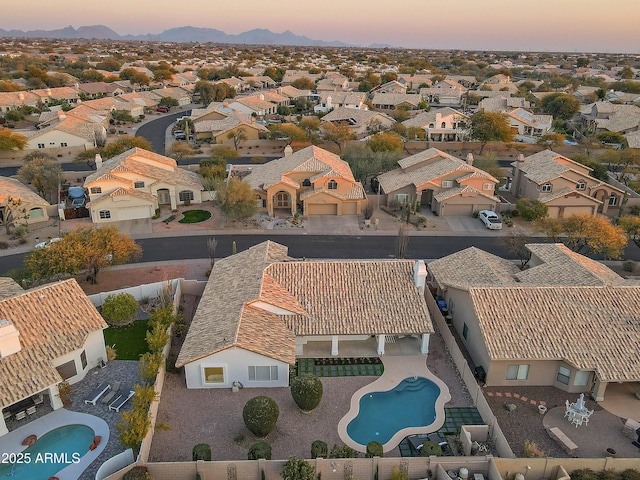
<box><xmin>157</xmin><ymin>189</ymin><xmax>171</xmax><ymax>205</ymax></box>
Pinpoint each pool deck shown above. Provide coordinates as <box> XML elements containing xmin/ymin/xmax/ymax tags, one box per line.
<box><xmin>0</xmin><ymin>409</ymin><xmax>109</xmax><ymax>480</ymax></box>
<box><xmin>337</xmin><ymin>355</ymin><xmax>451</xmax><ymax>453</ymax></box>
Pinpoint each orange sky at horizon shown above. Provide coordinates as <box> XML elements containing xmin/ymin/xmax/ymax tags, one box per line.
<box><xmin>2</xmin><ymin>0</ymin><xmax>639</xmax><ymax>53</ymax></box>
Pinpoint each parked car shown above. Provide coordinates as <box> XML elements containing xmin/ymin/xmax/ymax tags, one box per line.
<box><xmin>156</xmin><ymin>106</ymin><xmax>169</xmax><ymax>113</ymax></box>
<box><xmin>173</xmin><ymin>130</ymin><xmax>186</xmax><ymax>140</ymax></box>
<box><xmin>478</xmin><ymin>210</ymin><xmax>502</xmax><ymax>230</ymax></box>
<box><xmin>35</xmin><ymin>237</ymin><xmax>61</xmax><ymax>249</ymax></box>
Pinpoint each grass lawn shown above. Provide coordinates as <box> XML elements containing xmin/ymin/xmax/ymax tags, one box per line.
<box><xmin>103</xmin><ymin>319</ymin><xmax>150</xmax><ymax>360</ymax></box>
<box><xmin>178</xmin><ymin>210</ymin><xmax>212</xmax><ymax>223</ymax></box>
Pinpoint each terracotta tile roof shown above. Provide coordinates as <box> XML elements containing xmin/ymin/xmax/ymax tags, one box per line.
<box><xmin>299</xmin><ymin>183</ymin><xmax>366</xmax><ymax>201</ymax></box>
<box><xmin>402</xmin><ymin>108</ymin><xmax>468</xmax><ymax>128</ymax></box>
<box><xmin>433</xmin><ymin>185</ymin><xmax>498</xmax><ymax>203</ymax></box>
<box><xmin>0</xmin><ymin>278</ymin><xmax>24</xmax><ymax>301</ymax></box>
<box><xmin>538</xmin><ymin>187</ymin><xmax>601</xmax><ymax>205</ymax></box>
<box><xmin>0</xmin><ymin>279</ymin><xmax>107</xmax><ymax>408</ymax></box>
<box><xmin>371</xmin><ymin>93</ymin><xmax>422</xmax><ymax>107</ymax></box>
<box><xmin>0</xmin><ymin>176</ymin><xmax>49</xmax><ymax>206</ymax></box>
<box><xmin>469</xmin><ymin>286</ymin><xmax>640</xmax><ymax>382</ymax></box>
<box><xmin>321</xmin><ymin>107</ymin><xmax>395</xmax><ymax>125</ymax></box>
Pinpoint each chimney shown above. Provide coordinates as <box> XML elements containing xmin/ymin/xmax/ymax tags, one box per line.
<box><xmin>512</xmin><ymin>154</ymin><xmax>525</xmax><ymax>195</ymax></box>
<box><xmin>284</xmin><ymin>145</ymin><xmax>293</xmax><ymax>157</ymax></box>
<box><xmin>277</xmin><ymin>87</ymin><xmax>282</xmax><ymax>95</ymax></box>
<box><xmin>18</xmin><ymin>92</ymin><xmax>24</xmax><ymax>100</ymax></box>
<box><xmin>413</xmin><ymin>260</ymin><xmax>427</xmax><ymax>294</ymax></box>
<box><xmin>327</xmin><ymin>95</ymin><xmax>333</xmax><ymax>109</ymax></box>
<box><xmin>466</xmin><ymin>153</ymin><xmax>474</xmax><ymax>166</ymax></box>
<box><xmin>95</xmin><ymin>153</ymin><xmax>103</xmax><ymax>170</ymax></box>
<box><xmin>0</xmin><ymin>319</ymin><xmax>21</xmax><ymax>358</ymax></box>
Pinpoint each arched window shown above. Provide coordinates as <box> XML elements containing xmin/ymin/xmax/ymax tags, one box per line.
<box><xmin>441</xmin><ymin>122</ymin><xmax>446</xmax><ymax>128</ymax></box>
<box><xmin>328</xmin><ymin>180</ymin><xmax>338</xmax><ymax>190</ymax></box>
<box><xmin>541</xmin><ymin>183</ymin><xmax>552</xmax><ymax>193</ymax></box>
<box><xmin>428</xmin><ymin>123</ymin><xmax>435</xmax><ymax>128</ymax></box>
<box><xmin>302</xmin><ymin>178</ymin><xmax>311</xmax><ymax>187</ymax></box>
<box><xmin>29</xmin><ymin>208</ymin><xmax>44</xmax><ymax>219</ymax></box>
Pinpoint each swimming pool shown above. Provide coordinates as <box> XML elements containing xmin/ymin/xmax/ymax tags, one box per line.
<box><xmin>345</xmin><ymin>377</ymin><xmax>443</xmax><ymax>447</ymax></box>
<box><xmin>0</xmin><ymin>424</ymin><xmax>95</xmax><ymax>479</ymax></box>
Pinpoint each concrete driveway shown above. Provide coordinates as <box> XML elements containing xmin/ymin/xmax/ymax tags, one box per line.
<box><xmin>304</xmin><ymin>215</ymin><xmax>361</xmax><ymax>235</ymax></box>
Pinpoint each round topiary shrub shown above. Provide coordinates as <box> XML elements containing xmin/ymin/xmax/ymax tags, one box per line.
<box><xmin>420</xmin><ymin>441</ymin><xmax>442</xmax><ymax>457</ymax></box>
<box><xmin>192</xmin><ymin>443</ymin><xmax>211</xmax><ymax>461</ymax></box>
<box><xmin>101</xmin><ymin>292</ymin><xmax>138</xmax><ymax>325</ymax></box>
<box><xmin>366</xmin><ymin>441</ymin><xmax>383</xmax><ymax>458</ymax></box>
<box><xmin>311</xmin><ymin>440</ymin><xmax>328</xmax><ymax>459</ymax></box>
<box><xmin>290</xmin><ymin>374</ymin><xmax>323</xmax><ymax>412</ymax></box>
<box><xmin>123</xmin><ymin>466</ymin><xmax>152</xmax><ymax>480</ymax></box>
<box><xmin>248</xmin><ymin>441</ymin><xmax>272</xmax><ymax>460</ymax></box>
<box><xmin>243</xmin><ymin>396</ymin><xmax>279</xmax><ymax>438</ymax></box>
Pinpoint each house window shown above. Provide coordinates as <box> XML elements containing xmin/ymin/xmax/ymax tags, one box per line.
<box><xmin>576</xmin><ymin>180</ymin><xmax>586</xmax><ymax>191</ymax></box>
<box><xmin>483</xmin><ymin>183</ymin><xmax>493</xmax><ymax>191</ymax></box>
<box><xmin>328</xmin><ymin>179</ymin><xmax>338</xmax><ymax>190</ymax></box>
<box><xmin>248</xmin><ymin>366</ymin><xmax>278</xmax><ymax>381</ymax></box>
<box><xmin>428</xmin><ymin>123</ymin><xmax>434</xmax><ymax>128</ymax></box>
<box><xmin>61</xmin><ymin>142</ymin><xmax>68</xmax><ymax>147</ymax></box>
<box><xmin>302</xmin><ymin>178</ymin><xmax>311</xmax><ymax>187</ymax></box>
<box><xmin>255</xmin><ymin>195</ymin><xmax>265</xmax><ymax>208</ymax></box>
<box><xmin>179</xmin><ymin>190</ymin><xmax>194</xmax><ymax>202</ymax></box>
<box><xmin>203</xmin><ymin>366</ymin><xmax>225</xmax><ymax>384</ymax></box>
<box><xmin>506</xmin><ymin>364</ymin><xmax>529</xmax><ymax>380</ymax></box>
<box><xmin>557</xmin><ymin>366</ymin><xmax>571</xmax><ymax>385</ymax></box>
<box><xmin>441</xmin><ymin>122</ymin><xmax>446</xmax><ymax>128</ymax></box>
<box><xmin>448</xmin><ymin>299</ymin><xmax>455</xmax><ymax>314</ymax></box>
<box><xmin>441</xmin><ymin>180</ymin><xmax>453</xmax><ymax>188</ymax></box>
<box><xmin>608</xmin><ymin>195</ymin><xmax>618</xmax><ymax>206</ymax></box>
<box><xmin>395</xmin><ymin>193</ymin><xmax>409</xmax><ymax>205</ymax></box>
<box><xmin>57</xmin><ymin>359</ymin><xmax>77</xmax><ymax>380</ymax></box>
<box><xmin>275</xmin><ymin>192</ymin><xmax>290</xmax><ymax>207</ymax></box>
<box><xmin>574</xmin><ymin>370</ymin><xmax>591</xmax><ymax>387</ymax></box>
<box><xmin>134</xmin><ymin>181</ymin><xmax>144</xmax><ymax>189</ymax></box>
<box><xmin>29</xmin><ymin>208</ymin><xmax>43</xmax><ymax>219</ymax></box>
<box><xmin>80</xmin><ymin>350</ymin><xmax>87</xmax><ymax>370</ymax></box>
<box><xmin>38</xmin><ymin>143</ymin><xmax>45</xmax><ymax>149</ymax></box>
<box><xmin>99</xmin><ymin>210</ymin><xmax>111</xmax><ymax>219</ymax></box>
<box><xmin>462</xmin><ymin>323</ymin><xmax>469</xmax><ymax>340</ymax></box>
<box><xmin>90</xmin><ymin>187</ymin><xmax>102</xmax><ymax>194</ymax></box>
<box><xmin>541</xmin><ymin>183</ymin><xmax>552</xmax><ymax>192</ymax></box>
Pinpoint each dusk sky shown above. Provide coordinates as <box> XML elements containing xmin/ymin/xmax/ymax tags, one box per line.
<box><xmin>3</xmin><ymin>0</ymin><xmax>639</xmax><ymax>53</ymax></box>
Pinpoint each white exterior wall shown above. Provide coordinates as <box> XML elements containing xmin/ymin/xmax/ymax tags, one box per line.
<box><xmin>26</xmin><ymin>130</ymin><xmax>94</xmax><ymax>150</ymax></box>
<box><xmin>52</xmin><ymin>329</ymin><xmax>107</xmax><ymax>386</ymax></box>
<box><xmin>183</xmin><ymin>347</ymin><xmax>290</xmax><ymax>389</ymax></box>
<box><xmin>90</xmin><ymin>196</ymin><xmax>155</xmax><ymax>223</ymax></box>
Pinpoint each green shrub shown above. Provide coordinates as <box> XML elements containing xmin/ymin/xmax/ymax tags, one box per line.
<box><xmin>329</xmin><ymin>444</ymin><xmax>359</xmax><ymax>458</ymax></box>
<box><xmin>623</xmin><ymin>260</ymin><xmax>636</xmax><ymax>272</ymax></box>
<box><xmin>281</xmin><ymin>456</ymin><xmax>315</xmax><ymax>480</ymax></box>
<box><xmin>248</xmin><ymin>441</ymin><xmax>272</xmax><ymax>460</ymax></box>
<box><xmin>123</xmin><ymin>466</ymin><xmax>152</xmax><ymax>480</ymax></box>
<box><xmin>290</xmin><ymin>374</ymin><xmax>323</xmax><ymax>412</ymax></box>
<box><xmin>570</xmin><ymin>470</ymin><xmax>599</xmax><ymax>480</ymax></box>
<box><xmin>11</xmin><ymin>225</ymin><xmax>28</xmax><ymax>239</ymax></box>
<box><xmin>192</xmin><ymin>443</ymin><xmax>211</xmax><ymax>461</ymax></box>
<box><xmin>101</xmin><ymin>293</ymin><xmax>138</xmax><ymax>325</ymax></box>
<box><xmin>420</xmin><ymin>441</ymin><xmax>442</xmax><ymax>456</ymax></box>
<box><xmin>311</xmin><ymin>440</ymin><xmax>328</xmax><ymax>459</ymax></box>
<box><xmin>366</xmin><ymin>441</ymin><xmax>383</xmax><ymax>458</ymax></box>
<box><xmin>242</xmin><ymin>396</ymin><xmax>279</xmax><ymax>438</ymax></box>
<box><xmin>516</xmin><ymin>198</ymin><xmax>548</xmax><ymax>221</ymax></box>
<box><xmin>621</xmin><ymin>470</ymin><xmax>640</xmax><ymax>480</ymax></box>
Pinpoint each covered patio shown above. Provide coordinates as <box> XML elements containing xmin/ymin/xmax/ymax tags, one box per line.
<box><xmin>296</xmin><ymin>334</ymin><xmax>428</xmax><ymax>358</ymax></box>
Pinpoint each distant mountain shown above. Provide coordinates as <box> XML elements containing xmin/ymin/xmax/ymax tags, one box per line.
<box><xmin>0</xmin><ymin>24</ymin><xmax>352</xmax><ymax>47</ymax></box>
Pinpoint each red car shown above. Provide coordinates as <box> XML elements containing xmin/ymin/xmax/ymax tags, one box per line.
<box><xmin>156</xmin><ymin>106</ymin><xmax>169</xmax><ymax>113</ymax></box>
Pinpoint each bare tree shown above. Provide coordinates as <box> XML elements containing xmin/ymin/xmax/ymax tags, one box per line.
<box><xmin>207</xmin><ymin>237</ymin><xmax>218</xmax><ymax>267</ymax></box>
<box><xmin>503</xmin><ymin>231</ymin><xmax>532</xmax><ymax>270</ymax></box>
<box><xmin>395</xmin><ymin>224</ymin><xmax>410</xmax><ymax>259</ymax></box>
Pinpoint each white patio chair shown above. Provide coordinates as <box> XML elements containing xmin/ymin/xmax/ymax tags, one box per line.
<box><xmin>564</xmin><ymin>400</ymin><xmax>574</xmax><ymax>420</ymax></box>
<box><xmin>571</xmin><ymin>414</ymin><xmax>583</xmax><ymax>427</ymax></box>
<box><xmin>15</xmin><ymin>411</ymin><xmax>26</xmax><ymax>421</ymax></box>
<box><xmin>26</xmin><ymin>406</ymin><xmax>37</xmax><ymax>415</ymax></box>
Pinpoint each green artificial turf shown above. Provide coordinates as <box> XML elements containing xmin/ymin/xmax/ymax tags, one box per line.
<box><xmin>178</xmin><ymin>210</ymin><xmax>212</xmax><ymax>223</ymax></box>
<box><xmin>103</xmin><ymin>319</ymin><xmax>150</xmax><ymax>360</ymax></box>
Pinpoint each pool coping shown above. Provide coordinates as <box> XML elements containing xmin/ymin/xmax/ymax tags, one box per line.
<box><xmin>337</xmin><ymin>355</ymin><xmax>451</xmax><ymax>453</ymax></box>
<box><xmin>0</xmin><ymin>408</ymin><xmax>109</xmax><ymax>480</ymax></box>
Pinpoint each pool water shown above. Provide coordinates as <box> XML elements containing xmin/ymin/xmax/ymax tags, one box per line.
<box><xmin>0</xmin><ymin>424</ymin><xmax>95</xmax><ymax>479</ymax></box>
<box><xmin>346</xmin><ymin>377</ymin><xmax>440</xmax><ymax>446</ymax></box>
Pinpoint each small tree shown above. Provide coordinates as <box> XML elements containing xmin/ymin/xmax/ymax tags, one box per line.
<box><xmin>281</xmin><ymin>456</ymin><xmax>315</xmax><ymax>480</ymax></box>
<box><xmin>395</xmin><ymin>224</ymin><xmax>410</xmax><ymax>259</ymax></box>
<box><xmin>329</xmin><ymin>444</ymin><xmax>360</xmax><ymax>458</ymax></box>
<box><xmin>619</xmin><ymin>215</ymin><xmax>640</xmax><ymax>248</ymax></box>
<box><xmin>366</xmin><ymin>441</ymin><xmax>383</xmax><ymax>458</ymax></box>
<box><xmin>227</xmin><ymin>128</ymin><xmax>247</xmax><ymax>151</ymax></box>
<box><xmin>290</xmin><ymin>374</ymin><xmax>323</xmax><ymax>412</ymax></box>
<box><xmin>248</xmin><ymin>441</ymin><xmax>272</xmax><ymax>460</ymax></box>
<box><xmin>192</xmin><ymin>443</ymin><xmax>212</xmax><ymax>461</ymax></box>
<box><xmin>166</xmin><ymin>141</ymin><xmax>195</xmax><ymax>162</ymax></box>
<box><xmin>516</xmin><ymin>198</ymin><xmax>548</xmax><ymax>221</ymax></box>
<box><xmin>101</xmin><ymin>293</ymin><xmax>138</xmax><ymax>325</ymax></box>
<box><xmin>242</xmin><ymin>396</ymin><xmax>279</xmax><ymax>438</ymax></box>
<box><xmin>311</xmin><ymin>440</ymin><xmax>328</xmax><ymax>459</ymax></box>
<box><xmin>469</xmin><ymin>110</ymin><xmax>514</xmax><ymax>154</ymax></box>
<box><xmin>504</xmin><ymin>231</ymin><xmax>533</xmax><ymax>270</ymax></box>
<box><xmin>123</xmin><ymin>466</ymin><xmax>153</xmax><ymax>480</ymax></box>
<box><xmin>215</xmin><ymin>178</ymin><xmax>258</xmax><ymax>221</ymax></box>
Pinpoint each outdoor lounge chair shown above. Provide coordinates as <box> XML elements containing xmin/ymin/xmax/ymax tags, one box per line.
<box><xmin>32</xmin><ymin>393</ymin><xmax>43</xmax><ymax>405</ymax></box>
<box><xmin>26</xmin><ymin>406</ymin><xmax>36</xmax><ymax>415</ymax></box>
<box><xmin>100</xmin><ymin>381</ymin><xmax>121</xmax><ymax>405</ymax></box>
<box><xmin>109</xmin><ymin>390</ymin><xmax>135</xmax><ymax>413</ymax></box>
<box><xmin>84</xmin><ymin>382</ymin><xmax>110</xmax><ymax>405</ymax></box>
<box><xmin>14</xmin><ymin>411</ymin><xmax>26</xmax><ymax>421</ymax></box>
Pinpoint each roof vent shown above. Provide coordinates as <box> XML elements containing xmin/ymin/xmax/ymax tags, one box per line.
<box><xmin>0</xmin><ymin>318</ymin><xmax>22</xmax><ymax>358</ymax></box>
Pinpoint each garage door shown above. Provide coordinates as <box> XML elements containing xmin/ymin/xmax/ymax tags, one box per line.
<box><xmin>444</xmin><ymin>204</ymin><xmax>474</xmax><ymax>216</ymax></box>
<box><xmin>547</xmin><ymin>207</ymin><xmax>560</xmax><ymax>218</ymax></box>
<box><xmin>342</xmin><ymin>202</ymin><xmax>358</xmax><ymax>215</ymax></box>
<box><xmin>307</xmin><ymin>203</ymin><xmax>338</xmax><ymax>215</ymax></box>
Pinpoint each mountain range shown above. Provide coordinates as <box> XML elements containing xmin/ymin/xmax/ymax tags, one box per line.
<box><xmin>0</xmin><ymin>25</ymin><xmax>359</xmax><ymax>47</ymax></box>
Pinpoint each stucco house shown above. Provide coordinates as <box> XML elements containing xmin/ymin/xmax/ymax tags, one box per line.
<box><xmin>244</xmin><ymin>145</ymin><xmax>367</xmax><ymax>216</ymax></box>
<box><xmin>84</xmin><ymin>148</ymin><xmax>203</xmax><ymax>223</ymax></box>
<box><xmin>314</xmin><ymin>91</ymin><xmax>367</xmax><ymax>113</ymax></box>
<box><xmin>426</xmin><ymin>243</ymin><xmax>640</xmax><ymax>402</ymax></box>
<box><xmin>402</xmin><ymin>108</ymin><xmax>469</xmax><ymax>142</ymax></box>
<box><xmin>580</xmin><ymin>102</ymin><xmax>640</xmax><ymax>135</ymax></box>
<box><xmin>0</xmin><ymin>278</ymin><xmax>108</xmax><ymax>436</ymax></box>
<box><xmin>176</xmin><ymin>241</ymin><xmax>433</xmax><ymax>389</ymax></box>
<box><xmin>509</xmin><ymin>150</ymin><xmax>625</xmax><ymax>218</ymax></box>
<box><xmin>0</xmin><ymin>176</ymin><xmax>50</xmax><ymax>231</ymax></box>
<box><xmin>371</xmin><ymin>93</ymin><xmax>422</xmax><ymax>111</ymax></box>
<box><xmin>321</xmin><ymin>107</ymin><xmax>396</xmax><ymax>136</ymax></box>
<box><xmin>378</xmin><ymin>148</ymin><xmax>499</xmax><ymax>216</ymax></box>
<box><xmin>506</xmin><ymin>108</ymin><xmax>553</xmax><ymax>143</ymax></box>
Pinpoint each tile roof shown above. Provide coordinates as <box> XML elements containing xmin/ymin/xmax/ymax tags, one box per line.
<box><xmin>402</xmin><ymin>108</ymin><xmax>468</xmax><ymax>128</ymax></box>
<box><xmin>0</xmin><ymin>279</ymin><xmax>108</xmax><ymax>408</ymax></box>
<box><xmin>372</xmin><ymin>93</ymin><xmax>422</xmax><ymax>107</ymax></box>
<box><xmin>321</xmin><ymin>107</ymin><xmax>394</xmax><ymax>125</ymax></box>
<box><xmin>0</xmin><ymin>176</ymin><xmax>49</xmax><ymax>207</ymax></box>
<box><xmin>0</xmin><ymin>278</ymin><xmax>24</xmax><ymax>301</ymax></box>
<box><xmin>177</xmin><ymin>241</ymin><xmax>433</xmax><ymax>367</ymax></box>
<box><xmin>468</xmin><ymin>286</ymin><xmax>640</xmax><ymax>382</ymax></box>
<box><xmin>433</xmin><ymin>185</ymin><xmax>498</xmax><ymax>203</ymax></box>
<box><xmin>87</xmin><ymin>186</ymin><xmax>157</xmax><ymax>208</ymax></box>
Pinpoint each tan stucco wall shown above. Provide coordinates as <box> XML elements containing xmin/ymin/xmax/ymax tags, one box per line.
<box><xmin>26</xmin><ymin>129</ymin><xmax>93</xmax><ymax>150</ymax></box>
